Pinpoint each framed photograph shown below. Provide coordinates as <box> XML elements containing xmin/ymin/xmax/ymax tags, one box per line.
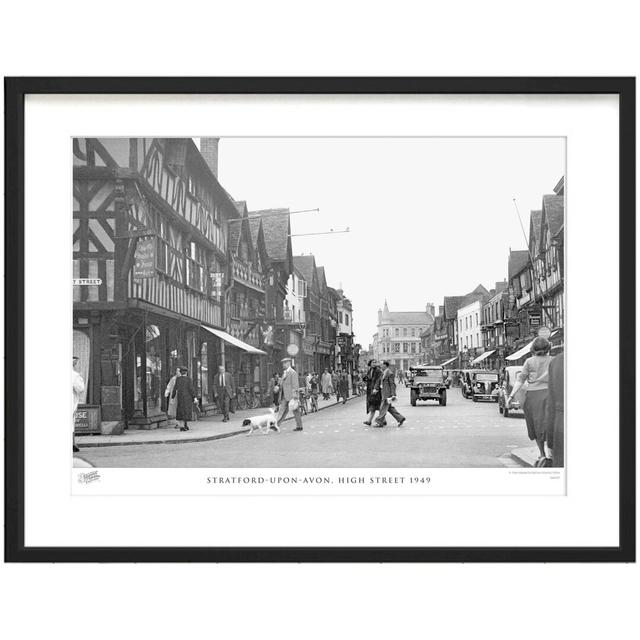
<box><xmin>5</xmin><ymin>77</ymin><xmax>635</xmax><ymax>562</ymax></box>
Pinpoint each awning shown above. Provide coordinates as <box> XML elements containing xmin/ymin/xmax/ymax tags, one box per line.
<box><xmin>506</xmin><ymin>339</ymin><xmax>534</xmax><ymax>361</ymax></box>
<box><xmin>470</xmin><ymin>349</ymin><xmax>495</xmax><ymax>365</ymax></box>
<box><xmin>201</xmin><ymin>326</ymin><xmax>267</xmax><ymax>355</ymax></box>
<box><xmin>440</xmin><ymin>356</ymin><xmax>457</xmax><ymax>366</ymax></box>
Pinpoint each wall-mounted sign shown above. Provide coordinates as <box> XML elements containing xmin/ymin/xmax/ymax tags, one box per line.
<box><xmin>133</xmin><ymin>236</ymin><xmax>156</xmax><ymax>279</ymax></box>
<box><xmin>210</xmin><ymin>271</ymin><xmax>225</xmax><ymax>298</ymax></box>
<box><xmin>73</xmin><ymin>278</ymin><xmax>102</xmax><ymax>286</ymax></box>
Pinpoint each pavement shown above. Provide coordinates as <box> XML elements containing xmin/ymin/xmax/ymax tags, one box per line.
<box><xmin>75</xmin><ymin>392</ymin><xmax>361</xmax><ymax>448</ymax></box>
<box><xmin>510</xmin><ymin>446</ymin><xmax>541</xmax><ymax>467</ymax></box>
<box><xmin>77</xmin><ymin>385</ymin><xmax>535</xmax><ymax>468</ymax></box>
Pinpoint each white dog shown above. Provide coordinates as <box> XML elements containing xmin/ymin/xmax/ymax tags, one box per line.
<box><xmin>242</xmin><ymin>408</ymin><xmax>280</xmax><ymax>436</ymax></box>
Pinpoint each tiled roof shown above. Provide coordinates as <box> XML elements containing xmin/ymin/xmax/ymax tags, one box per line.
<box><xmin>443</xmin><ymin>284</ymin><xmax>490</xmax><ymax>319</ymax></box>
<box><xmin>382</xmin><ymin>311</ymin><xmax>433</xmax><ymax>325</ymax></box>
<box><xmin>542</xmin><ymin>194</ymin><xmax>564</xmax><ymax>238</ymax></box>
<box><xmin>443</xmin><ymin>296</ymin><xmax>467</xmax><ymax>319</ymax></box>
<box><xmin>529</xmin><ymin>210</ymin><xmax>543</xmax><ymax>249</ymax></box>
<box><xmin>228</xmin><ymin>222</ymin><xmax>242</xmax><ymax>253</ymax></box>
<box><xmin>248</xmin><ymin>218</ymin><xmax>262</xmax><ymax>246</ymax></box>
<box><xmin>508</xmin><ymin>250</ymin><xmax>530</xmax><ymax>279</ymax></box>
<box><xmin>293</xmin><ymin>255</ymin><xmax>317</xmax><ymax>285</ymax></box>
<box><xmin>316</xmin><ymin>266</ymin><xmax>327</xmax><ymax>291</ymax></box>
<box><xmin>252</xmin><ymin>209</ymin><xmax>291</xmax><ymax>262</ymax></box>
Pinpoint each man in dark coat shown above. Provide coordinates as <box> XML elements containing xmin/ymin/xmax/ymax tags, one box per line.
<box><xmin>363</xmin><ymin>359</ymin><xmax>384</xmax><ymax>426</ymax></box>
<box><xmin>375</xmin><ymin>361</ymin><xmax>406</xmax><ymax>427</ymax></box>
<box><xmin>171</xmin><ymin>367</ymin><xmax>197</xmax><ymax>431</ymax></box>
<box><xmin>213</xmin><ymin>364</ymin><xmax>236</xmax><ymax>422</ymax></box>
<box><xmin>545</xmin><ymin>353</ymin><xmax>564</xmax><ymax>467</ymax></box>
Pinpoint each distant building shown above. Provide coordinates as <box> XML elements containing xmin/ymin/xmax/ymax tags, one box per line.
<box><xmin>374</xmin><ymin>300</ymin><xmax>434</xmax><ymax>370</ymax></box>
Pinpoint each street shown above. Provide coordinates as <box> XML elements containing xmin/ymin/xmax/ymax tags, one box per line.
<box><xmin>80</xmin><ymin>385</ymin><xmax>532</xmax><ymax>468</ymax></box>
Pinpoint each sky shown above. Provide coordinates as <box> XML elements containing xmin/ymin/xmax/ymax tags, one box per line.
<box><xmin>215</xmin><ymin>137</ymin><xmax>565</xmax><ymax>347</ymax></box>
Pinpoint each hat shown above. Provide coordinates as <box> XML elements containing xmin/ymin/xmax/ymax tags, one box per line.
<box><xmin>281</xmin><ymin>357</ymin><xmax>292</xmax><ymax>363</ymax></box>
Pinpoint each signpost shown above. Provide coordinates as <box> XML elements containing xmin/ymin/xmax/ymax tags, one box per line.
<box><xmin>133</xmin><ymin>236</ymin><xmax>156</xmax><ymax>279</ymax></box>
<box><xmin>537</xmin><ymin>326</ymin><xmax>551</xmax><ymax>339</ymax></box>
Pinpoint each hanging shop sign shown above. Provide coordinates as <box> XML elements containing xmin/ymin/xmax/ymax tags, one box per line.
<box><xmin>133</xmin><ymin>236</ymin><xmax>156</xmax><ymax>279</ymax></box>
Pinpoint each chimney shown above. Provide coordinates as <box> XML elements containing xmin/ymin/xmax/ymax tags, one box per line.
<box><xmin>426</xmin><ymin>302</ymin><xmax>435</xmax><ymax>317</ymax></box>
<box><xmin>200</xmin><ymin>137</ymin><xmax>219</xmax><ymax>177</ymax></box>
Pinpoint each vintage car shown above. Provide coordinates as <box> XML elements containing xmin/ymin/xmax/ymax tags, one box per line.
<box><xmin>471</xmin><ymin>370</ymin><xmax>500</xmax><ymax>402</ymax></box>
<box><xmin>409</xmin><ymin>365</ymin><xmax>447</xmax><ymax>406</ymax></box>
<box><xmin>498</xmin><ymin>366</ymin><xmax>525</xmax><ymax>417</ymax></box>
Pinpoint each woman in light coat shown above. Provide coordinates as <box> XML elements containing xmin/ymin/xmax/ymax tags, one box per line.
<box><xmin>508</xmin><ymin>337</ymin><xmax>553</xmax><ymax>463</ymax></box>
<box><xmin>164</xmin><ymin>367</ymin><xmax>181</xmax><ymax>427</ymax></box>
<box><xmin>321</xmin><ymin>368</ymin><xmax>332</xmax><ymax>400</ymax></box>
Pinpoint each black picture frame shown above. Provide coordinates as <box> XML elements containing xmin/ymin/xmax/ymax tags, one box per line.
<box><xmin>4</xmin><ymin>77</ymin><xmax>635</xmax><ymax>563</ymax></box>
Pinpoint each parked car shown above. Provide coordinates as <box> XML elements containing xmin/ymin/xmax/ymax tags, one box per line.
<box><xmin>409</xmin><ymin>365</ymin><xmax>447</xmax><ymax>406</ymax></box>
<box><xmin>497</xmin><ymin>366</ymin><xmax>526</xmax><ymax>417</ymax></box>
<box><xmin>471</xmin><ymin>370</ymin><xmax>500</xmax><ymax>402</ymax></box>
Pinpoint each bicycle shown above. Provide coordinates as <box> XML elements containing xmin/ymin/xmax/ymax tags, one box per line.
<box><xmin>298</xmin><ymin>388</ymin><xmax>309</xmax><ymax>415</ymax></box>
<box><xmin>236</xmin><ymin>386</ymin><xmax>260</xmax><ymax>411</ymax></box>
<box><xmin>309</xmin><ymin>391</ymin><xmax>319</xmax><ymax>413</ymax></box>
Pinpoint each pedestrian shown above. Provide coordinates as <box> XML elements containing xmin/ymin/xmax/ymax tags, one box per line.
<box><xmin>309</xmin><ymin>372</ymin><xmax>319</xmax><ymax>411</ymax></box>
<box><xmin>268</xmin><ymin>372</ymin><xmax>281</xmax><ymax>408</ymax></box>
<box><xmin>331</xmin><ymin>369</ymin><xmax>339</xmax><ymax>398</ymax></box>
<box><xmin>545</xmin><ymin>352</ymin><xmax>564</xmax><ymax>467</ymax></box>
<box><xmin>164</xmin><ymin>367</ymin><xmax>181</xmax><ymax>427</ymax></box>
<box><xmin>171</xmin><ymin>367</ymin><xmax>197</xmax><ymax>432</ymax></box>
<box><xmin>321</xmin><ymin>368</ymin><xmax>332</xmax><ymax>400</ymax></box>
<box><xmin>338</xmin><ymin>368</ymin><xmax>350</xmax><ymax>404</ymax></box>
<box><xmin>277</xmin><ymin>357</ymin><xmax>303</xmax><ymax>431</ymax></box>
<box><xmin>213</xmin><ymin>364</ymin><xmax>236</xmax><ymax>423</ymax></box>
<box><xmin>72</xmin><ymin>355</ymin><xmax>85</xmax><ymax>453</ymax></box>
<box><xmin>363</xmin><ymin>359</ymin><xmax>383</xmax><ymax>426</ymax></box>
<box><xmin>507</xmin><ymin>337</ymin><xmax>552</xmax><ymax>464</ymax></box>
<box><xmin>375</xmin><ymin>360</ymin><xmax>406</xmax><ymax>427</ymax></box>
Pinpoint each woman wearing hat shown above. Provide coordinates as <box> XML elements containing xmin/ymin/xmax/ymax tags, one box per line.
<box><xmin>171</xmin><ymin>367</ymin><xmax>197</xmax><ymax>432</ymax></box>
<box><xmin>507</xmin><ymin>336</ymin><xmax>553</xmax><ymax>464</ymax></box>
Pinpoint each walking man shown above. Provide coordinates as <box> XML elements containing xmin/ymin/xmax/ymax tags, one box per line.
<box><xmin>375</xmin><ymin>360</ymin><xmax>406</xmax><ymax>427</ymax></box>
<box><xmin>213</xmin><ymin>364</ymin><xmax>236</xmax><ymax>422</ymax></box>
<box><xmin>277</xmin><ymin>357</ymin><xmax>303</xmax><ymax>431</ymax></box>
<box><xmin>72</xmin><ymin>355</ymin><xmax>85</xmax><ymax>453</ymax></box>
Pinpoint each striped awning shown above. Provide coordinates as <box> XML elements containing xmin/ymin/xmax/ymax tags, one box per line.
<box><xmin>201</xmin><ymin>326</ymin><xmax>267</xmax><ymax>355</ymax></box>
<box><xmin>506</xmin><ymin>339</ymin><xmax>534</xmax><ymax>361</ymax></box>
<box><xmin>470</xmin><ymin>349</ymin><xmax>495</xmax><ymax>365</ymax></box>
<box><xmin>440</xmin><ymin>356</ymin><xmax>457</xmax><ymax>366</ymax></box>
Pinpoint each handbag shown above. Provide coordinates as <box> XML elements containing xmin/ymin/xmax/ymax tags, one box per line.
<box><xmin>288</xmin><ymin>398</ymin><xmax>299</xmax><ymax>412</ymax></box>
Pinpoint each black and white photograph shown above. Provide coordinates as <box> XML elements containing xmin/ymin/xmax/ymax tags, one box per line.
<box><xmin>71</xmin><ymin>136</ymin><xmax>566</xmax><ymax>473</ymax></box>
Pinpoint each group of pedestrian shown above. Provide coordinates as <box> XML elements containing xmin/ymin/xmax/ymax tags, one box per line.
<box><xmin>362</xmin><ymin>358</ymin><xmax>406</xmax><ymax>428</ymax></box>
<box><xmin>506</xmin><ymin>336</ymin><xmax>564</xmax><ymax>467</ymax></box>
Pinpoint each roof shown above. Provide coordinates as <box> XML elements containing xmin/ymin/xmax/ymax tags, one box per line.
<box><xmin>253</xmin><ymin>209</ymin><xmax>291</xmax><ymax>263</ymax></box>
<box><xmin>292</xmin><ymin>255</ymin><xmax>317</xmax><ymax>285</ymax></box>
<box><xmin>508</xmin><ymin>250</ymin><xmax>530</xmax><ymax>279</ymax></box>
<box><xmin>381</xmin><ymin>310</ymin><xmax>433</xmax><ymax>325</ymax></box>
<box><xmin>248</xmin><ymin>218</ymin><xmax>262</xmax><ymax>246</ymax></box>
<box><xmin>316</xmin><ymin>266</ymin><xmax>327</xmax><ymax>291</ymax></box>
<box><xmin>442</xmin><ymin>284</ymin><xmax>490</xmax><ymax>319</ymax></box>
<box><xmin>443</xmin><ymin>296</ymin><xmax>467</xmax><ymax>319</ymax></box>
<box><xmin>529</xmin><ymin>210</ymin><xmax>543</xmax><ymax>250</ymax></box>
<box><xmin>542</xmin><ymin>194</ymin><xmax>564</xmax><ymax>238</ymax></box>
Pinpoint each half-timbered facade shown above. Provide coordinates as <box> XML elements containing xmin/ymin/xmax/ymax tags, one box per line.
<box><xmin>225</xmin><ymin>202</ymin><xmax>268</xmax><ymax>391</ymax></box>
<box><xmin>73</xmin><ymin>137</ymin><xmax>240</xmax><ymax>429</ymax></box>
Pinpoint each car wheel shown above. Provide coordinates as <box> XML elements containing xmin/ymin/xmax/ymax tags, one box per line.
<box><xmin>439</xmin><ymin>392</ymin><xmax>447</xmax><ymax>406</ymax></box>
<box><xmin>472</xmin><ymin>396</ymin><xmax>477</xmax><ymax>402</ymax></box>
<box><xmin>503</xmin><ymin>407</ymin><xmax>509</xmax><ymax>418</ymax></box>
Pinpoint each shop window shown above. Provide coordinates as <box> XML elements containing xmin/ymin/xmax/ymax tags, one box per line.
<box><xmin>145</xmin><ymin>324</ymin><xmax>163</xmax><ymax>413</ymax></box>
<box><xmin>73</xmin><ymin>329</ymin><xmax>90</xmax><ymax>404</ymax></box>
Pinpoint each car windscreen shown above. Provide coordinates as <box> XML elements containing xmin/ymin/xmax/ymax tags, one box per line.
<box><xmin>411</xmin><ymin>369</ymin><xmax>443</xmax><ymax>381</ymax></box>
<box><xmin>475</xmin><ymin>373</ymin><xmax>498</xmax><ymax>382</ymax></box>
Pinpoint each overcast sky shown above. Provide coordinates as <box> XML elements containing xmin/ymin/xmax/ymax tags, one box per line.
<box><xmin>215</xmin><ymin>137</ymin><xmax>565</xmax><ymax>347</ymax></box>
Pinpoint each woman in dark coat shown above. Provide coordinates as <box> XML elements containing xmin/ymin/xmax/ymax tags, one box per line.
<box><xmin>171</xmin><ymin>367</ymin><xmax>196</xmax><ymax>431</ymax></box>
<box><xmin>363</xmin><ymin>359</ymin><xmax>383</xmax><ymax>426</ymax></box>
